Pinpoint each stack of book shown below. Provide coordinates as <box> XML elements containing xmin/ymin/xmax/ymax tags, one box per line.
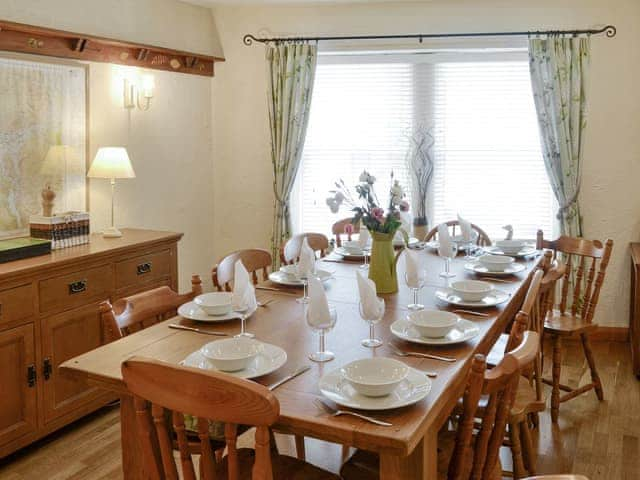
<box><xmin>29</xmin><ymin>211</ymin><xmax>90</xmax><ymax>250</ymax></box>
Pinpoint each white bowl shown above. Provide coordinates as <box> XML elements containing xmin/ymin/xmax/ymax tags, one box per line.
<box><xmin>341</xmin><ymin>358</ymin><xmax>409</xmax><ymax>397</ymax></box>
<box><xmin>407</xmin><ymin>310</ymin><xmax>459</xmax><ymax>338</ymax></box>
<box><xmin>495</xmin><ymin>240</ymin><xmax>528</xmax><ymax>254</ymax></box>
<box><xmin>478</xmin><ymin>254</ymin><xmax>515</xmax><ymax>272</ymax></box>
<box><xmin>451</xmin><ymin>280</ymin><xmax>493</xmax><ymax>302</ymax></box>
<box><xmin>280</xmin><ymin>264</ymin><xmax>298</xmax><ymax>276</ymax></box>
<box><xmin>194</xmin><ymin>292</ymin><xmax>233</xmax><ymax>316</ymax></box>
<box><xmin>200</xmin><ymin>338</ymin><xmax>264</xmax><ymax>372</ymax></box>
<box><xmin>342</xmin><ymin>240</ymin><xmax>364</xmax><ymax>255</ymax></box>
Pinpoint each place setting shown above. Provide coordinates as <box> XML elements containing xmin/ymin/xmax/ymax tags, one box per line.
<box><xmin>464</xmin><ymin>252</ymin><xmax>527</xmax><ymax>277</ymax></box>
<box><xmin>482</xmin><ymin>238</ymin><xmax>538</xmax><ymax>258</ymax></box>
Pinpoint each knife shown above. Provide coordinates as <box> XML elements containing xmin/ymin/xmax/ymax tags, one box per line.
<box><xmin>268</xmin><ymin>365</ymin><xmax>311</xmax><ymax>391</ymax></box>
<box><xmin>168</xmin><ymin>324</ymin><xmax>229</xmax><ymax>336</ymax></box>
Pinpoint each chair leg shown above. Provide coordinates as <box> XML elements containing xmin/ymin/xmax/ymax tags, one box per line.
<box><xmin>294</xmin><ymin>435</ymin><xmax>306</xmax><ymax>461</ymax></box>
<box><xmin>509</xmin><ymin>422</ymin><xmax>526</xmax><ymax>479</ymax></box>
<box><xmin>520</xmin><ymin>421</ymin><xmax>536</xmax><ymax>476</ymax></box>
<box><xmin>341</xmin><ymin>444</ymin><xmax>351</xmax><ymax>463</ymax></box>
<box><xmin>551</xmin><ymin>334</ymin><xmax>562</xmax><ymax>423</ymax></box>
<box><xmin>581</xmin><ymin>332</ymin><xmax>604</xmax><ymax>401</ymax></box>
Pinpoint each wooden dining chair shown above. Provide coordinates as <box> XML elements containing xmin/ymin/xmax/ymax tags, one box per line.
<box><xmin>212</xmin><ymin>249</ymin><xmax>272</xmax><ymax>291</ymax></box>
<box><xmin>332</xmin><ymin>218</ymin><xmax>360</xmax><ymax>247</ymax></box>
<box><xmin>100</xmin><ymin>275</ymin><xmax>202</xmax><ymax>343</ymax></box>
<box><xmin>522</xmin><ymin>476</ymin><xmax>589</xmax><ymax>480</ymax></box>
<box><xmin>536</xmin><ymin>230</ymin><xmax>614</xmax><ymax>423</ymax></box>
<box><xmin>121</xmin><ymin>356</ymin><xmax>339</xmax><ymax>480</ymax></box>
<box><xmin>424</xmin><ymin>220</ymin><xmax>492</xmax><ymax>246</ymax></box>
<box><xmin>340</xmin><ymin>332</ymin><xmax>540</xmax><ymax>480</ymax></box>
<box><xmin>281</xmin><ymin>233</ymin><xmax>329</xmax><ymax>265</ymax></box>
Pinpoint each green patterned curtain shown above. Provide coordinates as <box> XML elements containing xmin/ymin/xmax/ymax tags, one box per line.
<box><xmin>529</xmin><ymin>36</ymin><xmax>590</xmax><ymax>237</ymax></box>
<box><xmin>266</xmin><ymin>42</ymin><xmax>317</xmax><ymax>267</ymax></box>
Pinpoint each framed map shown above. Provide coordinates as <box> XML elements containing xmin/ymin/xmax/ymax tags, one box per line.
<box><xmin>0</xmin><ymin>55</ymin><xmax>87</xmax><ymax>238</ymax></box>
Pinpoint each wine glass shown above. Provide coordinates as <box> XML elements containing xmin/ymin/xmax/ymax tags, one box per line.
<box><xmin>234</xmin><ymin>310</ymin><xmax>254</xmax><ymax>338</ymax></box>
<box><xmin>360</xmin><ymin>246</ymin><xmax>370</xmax><ymax>270</ymax></box>
<box><xmin>358</xmin><ymin>299</ymin><xmax>385</xmax><ymax>348</ymax></box>
<box><xmin>296</xmin><ymin>274</ymin><xmax>310</xmax><ymax>304</ymax></box>
<box><xmin>438</xmin><ymin>242</ymin><xmax>458</xmax><ymax>278</ymax></box>
<box><xmin>463</xmin><ymin>240</ymin><xmax>475</xmax><ymax>260</ymax></box>
<box><xmin>404</xmin><ymin>271</ymin><xmax>426</xmax><ymax>311</ymax></box>
<box><xmin>306</xmin><ymin>305</ymin><xmax>337</xmax><ymax>362</ymax></box>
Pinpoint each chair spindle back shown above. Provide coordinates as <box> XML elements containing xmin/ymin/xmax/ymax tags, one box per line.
<box><xmin>213</xmin><ymin>249</ymin><xmax>272</xmax><ymax>291</ymax></box>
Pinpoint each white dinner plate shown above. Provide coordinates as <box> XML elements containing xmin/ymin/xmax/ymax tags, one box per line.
<box><xmin>390</xmin><ymin>318</ymin><xmax>480</xmax><ymax>346</ymax></box>
<box><xmin>182</xmin><ymin>342</ymin><xmax>287</xmax><ymax>379</ymax></box>
<box><xmin>435</xmin><ymin>287</ymin><xmax>510</xmax><ymax>308</ymax></box>
<box><xmin>334</xmin><ymin>247</ymin><xmax>367</xmax><ymax>259</ymax></box>
<box><xmin>178</xmin><ymin>301</ymin><xmax>257</xmax><ymax>323</ymax></box>
<box><xmin>319</xmin><ymin>367</ymin><xmax>431</xmax><ymax>411</ymax></box>
<box><xmin>393</xmin><ymin>237</ymin><xmax>420</xmax><ymax>247</ymax></box>
<box><xmin>464</xmin><ymin>262</ymin><xmax>526</xmax><ymax>276</ymax></box>
<box><xmin>482</xmin><ymin>245</ymin><xmax>537</xmax><ymax>258</ymax></box>
<box><xmin>268</xmin><ymin>269</ymin><xmax>333</xmax><ymax>287</ymax></box>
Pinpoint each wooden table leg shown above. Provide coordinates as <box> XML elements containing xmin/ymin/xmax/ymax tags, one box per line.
<box><xmin>379</xmin><ymin>430</ymin><xmax>437</xmax><ymax>480</ymax></box>
<box><xmin>120</xmin><ymin>394</ymin><xmax>146</xmax><ymax>480</ymax></box>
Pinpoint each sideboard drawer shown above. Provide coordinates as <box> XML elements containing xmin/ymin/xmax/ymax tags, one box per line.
<box><xmin>0</xmin><ymin>283</ymin><xmax>34</xmax><ymax>328</ymax></box>
<box><xmin>115</xmin><ymin>249</ymin><xmax>172</xmax><ymax>291</ymax></box>
<box><xmin>39</xmin><ymin>265</ymin><xmax>112</xmax><ymax>314</ymax></box>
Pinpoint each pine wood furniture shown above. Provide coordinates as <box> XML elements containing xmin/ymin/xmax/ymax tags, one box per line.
<box><xmin>122</xmin><ymin>357</ymin><xmax>338</xmax><ymax>480</ymax></box>
<box><xmin>213</xmin><ymin>249</ymin><xmax>272</xmax><ymax>291</ymax></box>
<box><xmin>629</xmin><ymin>243</ymin><xmax>640</xmax><ymax>376</ymax></box>
<box><xmin>0</xmin><ymin>228</ymin><xmax>181</xmax><ymax>459</ymax></box>
<box><xmin>536</xmin><ymin>231</ymin><xmax>613</xmax><ymax>423</ymax></box>
<box><xmin>60</xmin><ymin>250</ymin><xmax>539</xmax><ymax>479</ymax></box>
<box><xmin>424</xmin><ymin>220</ymin><xmax>492</xmax><ymax>246</ymax></box>
<box><xmin>280</xmin><ymin>233</ymin><xmax>329</xmax><ymax>265</ymax></box>
<box><xmin>332</xmin><ymin>218</ymin><xmax>361</xmax><ymax>247</ymax></box>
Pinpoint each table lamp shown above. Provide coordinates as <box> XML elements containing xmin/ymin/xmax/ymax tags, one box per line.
<box><xmin>40</xmin><ymin>145</ymin><xmax>78</xmax><ymax>216</ymax></box>
<box><xmin>87</xmin><ymin>147</ymin><xmax>135</xmax><ymax>238</ymax></box>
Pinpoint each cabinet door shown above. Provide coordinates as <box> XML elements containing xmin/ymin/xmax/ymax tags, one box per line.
<box><xmin>0</xmin><ymin>324</ymin><xmax>37</xmax><ymax>447</ymax></box>
<box><xmin>41</xmin><ymin>303</ymin><xmax>104</xmax><ymax>424</ymax></box>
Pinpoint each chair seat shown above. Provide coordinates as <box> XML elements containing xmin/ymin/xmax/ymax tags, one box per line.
<box><xmin>486</xmin><ymin>333</ymin><xmax>510</xmax><ymax>367</ymax></box>
<box><xmin>217</xmin><ymin>448</ymin><xmax>339</xmax><ymax>479</ymax></box>
<box><xmin>340</xmin><ymin>430</ymin><xmax>501</xmax><ymax>480</ymax></box>
<box><xmin>544</xmin><ymin>312</ymin><xmax>598</xmax><ymax>336</ymax></box>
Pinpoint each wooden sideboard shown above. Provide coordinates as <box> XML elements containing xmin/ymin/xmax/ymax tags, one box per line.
<box><xmin>630</xmin><ymin>243</ymin><xmax>640</xmax><ymax>377</ymax></box>
<box><xmin>0</xmin><ymin>228</ymin><xmax>182</xmax><ymax>457</ymax></box>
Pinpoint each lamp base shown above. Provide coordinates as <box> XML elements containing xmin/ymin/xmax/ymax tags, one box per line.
<box><xmin>102</xmin><ymin>226</ymin><xmax>123</xmax><ymax>238</ymax></box>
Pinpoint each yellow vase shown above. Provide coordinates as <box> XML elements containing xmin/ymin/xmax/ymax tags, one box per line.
<box><xmin>368</xmin><ymin>231</ymin><xmax>403</xmax><ymax>294</ymax></box>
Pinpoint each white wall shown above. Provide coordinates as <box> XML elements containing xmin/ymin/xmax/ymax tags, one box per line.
<box><xmin>211</xmin><ymin>0</ymin><xmax>640</xmax><ymax>327</ymax></box>
<box><xmin>2</xmin><ymin>0</ymin><xmax>220</xmax><ymax>290</ymax></box>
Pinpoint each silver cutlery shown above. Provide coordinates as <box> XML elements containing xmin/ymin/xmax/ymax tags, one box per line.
<box><xmin>476</xmin><ymin>277</ymin><xmax>513</xmax><ymax>283</ymax></box>
<box><xmin>256</xmin><ymin>286</ymin><xmax>299</xmax><ymax>296</ymax></box>
<box><xmin>257</xmin><ymin>299</ymin><xmax>275</xmax><ymax>307</ymax></box>
<box><xmin>267</xmin><ymin>365</ymin><xmax>311</xmax><ymax>391</ymax></box>
<box><xmin>452</xmin><ymin>309</ymin><xmax>489</xmax><ymax>318</ymax></box>
<box><xmin>388</xmin><ymin>343</ymin><xmax>456</xmax><ymax>363</ymax></box>
<box><xmin>314</xmin><ymin>398</ymin><xmax>392</xmax><ymax>427</ymax></box>
<box><xmin>168</xmin><ymin>324</ymin><xmax>229</xmax><ymax>336</ymax></box>
<box><xmin>423</xmin><ymin>370</ymin><xmax>438</xmax><ymax>378</ymax></box>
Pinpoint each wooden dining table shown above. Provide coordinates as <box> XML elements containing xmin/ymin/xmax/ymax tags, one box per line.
<box><xmin>60</xmin><ymin>247</ymin><xmax>540</xmax><ymax>479</ymax></box>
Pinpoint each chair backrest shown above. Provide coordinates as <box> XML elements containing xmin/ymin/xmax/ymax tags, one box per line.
<box><xmin>504</xmin><ymin>269</ymin><xmax>543</xmax><ymax>353</ymax></box>
<box><xmin>448</xmin><ymin>331</ymin><xmax>539</xmax><ymax>480</ymax></box>
<box><xmin>101</xmin><ymin>275</ymin><xmax>202</xmax><ymax>342</ymax></box>
<box><xmin>424</xmin><ymin>220</ymin><xmax>492</xmax><ymax>246</ymax></box>
<box><xmin>212</xmin><ymin>249</ymin><xmax>272</xmax><ymax>291</ymax></box>
<box><xmin>122</xmin><ymin>357</ymin><xmax>279</xmax><ymax>480</ymax></box>
<box><xmin>281</xmin><ymin>233</ymin><xmax>329</xmax><ymax>265</ymax></box>
<box><xmin>536</xmin><ymin>230</ymin><xmax>613</xmax><ymax>321</ymax></box>
<box><xmin>331</xmin><ymin>218</ymin><xmax>360</xmax><ymax>247</ymax></box>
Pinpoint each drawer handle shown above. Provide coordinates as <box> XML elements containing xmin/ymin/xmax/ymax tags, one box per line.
<box><xmin>43</xmin><ymin>357</ymin><xmax>52</xmax><ymax>381</ymax></box>
<box><xmin>68</xmin><ymin>280</ymin><xmax>87</xmax><ymax>294</ymax></box>
<box><xmin>137</xmin><ymin>262</ymin><xmax>153</xmax><ymax>275</ymax></box>
<box><xmin>27</xmin><ymin>364</ymin><xmax>36</xmax><ymax>388</ymax></box>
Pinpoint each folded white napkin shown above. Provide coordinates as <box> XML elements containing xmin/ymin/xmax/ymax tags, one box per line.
<box><xmin>307</xmin><ymin>275</ymin><xmax>332</xmax><ymax>329</ymax></box>
<box><xmin>457</xmin><ymin>214</ymin><xmax>473</xmax><ymax>243</ymax></box>
<box><xmin>296</xmin><ymin>237</ymin><xmax>316</xmax><ymax>278</ymax></box>
<box><xmin>394</xmin><ymin>211</ymin><xmax>413</xmax><ymax>244</ymax></box>
<box><xmin>404</xmin><ymin>249</ymin><xmax>424</xmax><ymax>287</ymax></box>
<box><xmin>357</xmin><ymin>224</ymin><xmax>371</xmax><ymax>249</ymax></box>
<box><xmin>356</xmin><ymin>270</ymin><xmax>385</xmax><ymax>320</ymax></box>
<box><xmin>232</xmin><ymin>260</ymin><xmax>257</xmax><ymax>311</ymax></box>
<box><xmin>437</xmin><ymin>223</ymin><xmax>455</xmax><ymax>258</ymax></box>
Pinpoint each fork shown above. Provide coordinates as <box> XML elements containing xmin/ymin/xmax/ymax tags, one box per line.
<box><xmin>314</xmin><ymin>398</ymin><xmax>392</xmax><ymax>427</ymax></box>
<box><xmin>388</xmin><ymin>343</ymin><xmax>456</xmax><ymax>363</ymax></box>
<box><xmin>257</xmin><ymin>299</ymin><xmax>275</xmax><ymax>308</ymax></box>
<box><xmin>452</xmin><ymin>309</ymin><xmax>489</xmax><ymax>318</ymax></box>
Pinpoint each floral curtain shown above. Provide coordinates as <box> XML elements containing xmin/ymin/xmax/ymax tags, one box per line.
<box><xmin>266</xmin><ymin>42</ymin><xmax>317</xmax><ymax>267</ymax></box>
<box><xmin>529</xmin><ymin>36</ymin><xmax>590</xmax><ymax>237</ymax></box>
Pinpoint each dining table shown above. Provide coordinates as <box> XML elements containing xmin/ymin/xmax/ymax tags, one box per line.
<box><xmin>60</xmin><ymin>246</ymin><xmax>540</xmax><ymax>479</ymax></box>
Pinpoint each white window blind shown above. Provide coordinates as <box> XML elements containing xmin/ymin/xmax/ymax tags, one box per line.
<box><xmin>292</xmin><ymin>51</ymin><xmax>555</xmax><ymax>240</ymax></box>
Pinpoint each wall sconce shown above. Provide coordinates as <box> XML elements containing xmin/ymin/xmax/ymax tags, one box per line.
<box><xmin>123</xmin><ymin>74</ymin><xmax>154</xmax><ymax>111</ymax></box>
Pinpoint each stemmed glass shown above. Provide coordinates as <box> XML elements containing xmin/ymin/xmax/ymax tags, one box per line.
<box><xmin>359</xmin><ymin>299</ymin><xmax>385</xmax><ymax>348</ymax></box>
<box><xmin>306</xmin><ymin>305</ymin><xmax>337</xmax><ymax>362</ymax></box>
<box><xmin>234</xmin><ymin>310</ymin><xmax>254</xmax><ymax>338</ymax></box>
<box><xmin>438</xmin><ymin>242</ymin><xmax>458</xmax><ymax>278</ymax></box>
<box><xmin>404</xmin><ymin>271</ymin><xmax>426</xmax><ymax>311</ymax></box>
<box><xmin>463</xmin><ymin>241</ymin><xmax>475</xmax><ymax>260</ymax></box>
<box><xmin>360</xmin><ymin>247</ymin><xmax>370</xmax><ymax>270</ymax></box>
<box><xmin>296</xmin><ymin>274</ymin><xmax>311</xmax><ymax>304</ymax></box>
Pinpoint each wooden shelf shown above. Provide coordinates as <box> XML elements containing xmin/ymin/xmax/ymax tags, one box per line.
<box><xmin>0</xmin><ymin>20</ymin><xmax>224</xmax><ymax>77</ymax></box>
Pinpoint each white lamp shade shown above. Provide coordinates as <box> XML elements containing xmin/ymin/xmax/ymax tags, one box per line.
<box><xmin>88</xmin><ymin>147</ymin><xmax>136</xmax><ymax>179</ymax></box>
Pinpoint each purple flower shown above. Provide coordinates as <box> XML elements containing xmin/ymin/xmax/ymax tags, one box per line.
<box><xmin>372</xmin><ymin>207</ymin><xmax>385</xmax><ymax>221</ymax></box>
<box><xmin>399</xmin><ymin>200</ymin><xmax>410</xmax><ymax>212</ymax></box>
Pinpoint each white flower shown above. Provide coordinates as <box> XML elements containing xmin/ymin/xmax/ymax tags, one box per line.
<box><xmin>326</xmin><ymin>197</ymin><xmax>340</xmax><ymax>213</ymax></box>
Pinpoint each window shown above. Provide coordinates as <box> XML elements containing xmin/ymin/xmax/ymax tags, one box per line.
<box><xmin>292</xmin><ymin>50</ymin><xmax>555</xmax><ymax>240</ymax></box>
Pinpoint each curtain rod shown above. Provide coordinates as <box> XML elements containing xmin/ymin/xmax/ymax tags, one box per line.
<box><xmin>243</xmin><ymin>25</ymin><xmax>616</xmax><ymax>45</ymax></box>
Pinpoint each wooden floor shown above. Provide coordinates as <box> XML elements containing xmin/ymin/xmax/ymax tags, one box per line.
<box><xmin>1</xmin><ymin>339</ymin><xmax>638</xmax><ymax>479</ymax></box>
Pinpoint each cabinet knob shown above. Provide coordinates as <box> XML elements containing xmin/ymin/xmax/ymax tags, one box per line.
<box><xmin>68</xmin><ymin>279</ymin><xmax>87</xmax><ymax>294</ymax></box>
<box><xmin>137</xmin><ymin>262</ymin><xmax>153</xmax><ymax>275</ymax></box>
<box><xmin>43</xmin><ymin>357</ymin><xmax>52</xmax><ymax>380</ymax></box>
<box><xmin>27</xmin><ymin>364</ymin><xmax>36</xmax><ymax>388</ymax></box>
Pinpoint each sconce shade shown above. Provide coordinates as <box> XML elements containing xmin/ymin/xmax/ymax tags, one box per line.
<box><xmin>88</xmin><ymin>147</ymin><xmax>136</xmax><ymax>179</ymax></box>
<box><xmin>40</xmin><ymin>145</ymin><xmax>78</xmax><ymax>176</ymax></box>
